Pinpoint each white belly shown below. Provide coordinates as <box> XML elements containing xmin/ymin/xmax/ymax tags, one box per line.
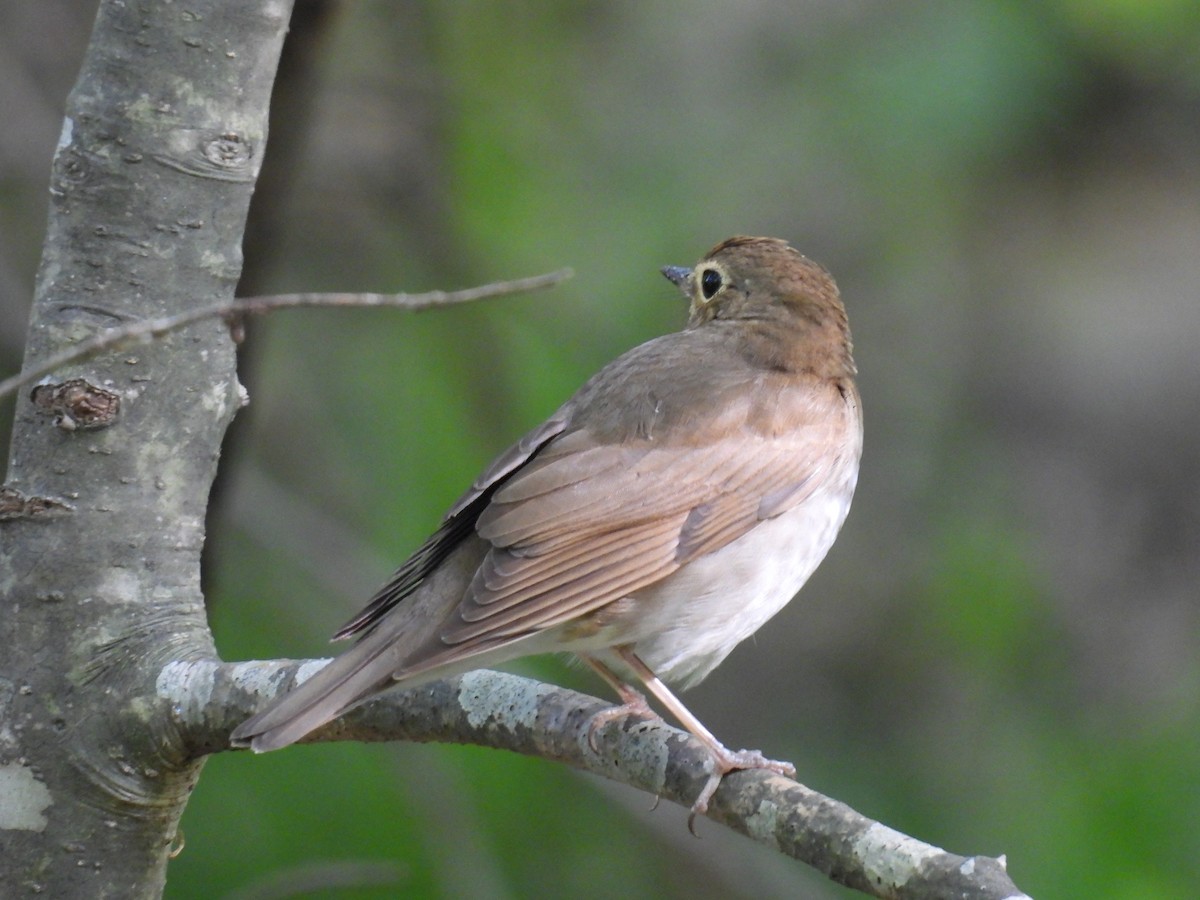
<box><xmin>626</xmin><ymin>477</ymin><xmax>857</xmax><ymax>687</ymax></box>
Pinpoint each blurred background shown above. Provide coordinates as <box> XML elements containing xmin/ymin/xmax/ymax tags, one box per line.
<box><xmin>3</xmin><ymin>1</ymin><xmax>1199</xmax><ymax>897</ymax></box>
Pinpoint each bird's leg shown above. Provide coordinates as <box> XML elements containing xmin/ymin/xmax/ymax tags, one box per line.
<box><xmin>581</xmin><ymin>655</ymin><xmax>662</xmax><ymax>753</ymax></box>
<box><xmin>612</xmin><ymin>646</ymin><xmax>796</xmax><ymax>829</ymax></box>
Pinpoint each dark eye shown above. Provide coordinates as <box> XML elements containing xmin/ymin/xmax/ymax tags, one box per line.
<box><xmin>700</xmin><ymin>268</ymin><xmax>723</xmax><ymax>300</ymax></box>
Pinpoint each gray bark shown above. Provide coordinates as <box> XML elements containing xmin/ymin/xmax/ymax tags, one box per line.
<box><xmin>0</xmin><ymin>1</ymin><xmax>292</xmax><ymax>896</ymax></box>
<box><xmin>171</xmin><ymin>660</ymin><xmax>1029</xmax><ymax>900</ymax></box>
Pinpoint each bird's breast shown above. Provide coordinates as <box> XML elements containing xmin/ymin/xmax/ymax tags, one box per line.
<box><xmin>620</xmin><ymin>464</ymin><xmax>858</xmax><ymax>688</ymax></box>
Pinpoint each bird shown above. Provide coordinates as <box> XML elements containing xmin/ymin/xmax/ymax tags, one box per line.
<box><xmin>231</xmin><ymin>236</ymin><xmax>863</xmax><ymax>821</ymax></box>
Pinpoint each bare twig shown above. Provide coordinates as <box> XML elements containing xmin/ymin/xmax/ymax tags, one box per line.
<box><xmin>0</xmin><ymin>268</ymin><xmax>572</xmax><ymax>401</ymax></box>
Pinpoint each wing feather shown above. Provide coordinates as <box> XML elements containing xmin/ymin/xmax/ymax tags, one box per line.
<box><xmin>429</xmin><ymin>379</ymin><xmax>857</xmax><ymax>654</ymax></box>
<box><xmin>374</xmin><ymin>374</ymin><xmax>858</xmax><ymax>669</ymax></box>
<box><xmin>461</xmin><ymin>516</ymin><xmax>686</xmax><ymax>621</ymax></box>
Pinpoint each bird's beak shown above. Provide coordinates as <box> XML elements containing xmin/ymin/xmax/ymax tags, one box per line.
<box><xmin>661</xmin><ymin>265</ymin><xmax>691</xmax><ymax>289</ymax></box>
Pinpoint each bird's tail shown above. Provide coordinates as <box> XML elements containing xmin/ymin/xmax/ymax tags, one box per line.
<box><xmin>232</xmin><ymin>534</ymin><xmax>496</xmax><ymax>751</ymax></box>
<box><xmin>230</xmin><ymin>624</ymin><xmax>409</xmax><ymax>752</ymax></box>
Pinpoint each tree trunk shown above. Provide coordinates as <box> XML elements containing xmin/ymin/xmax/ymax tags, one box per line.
<box><xmin>0</xmin><ymin>1</ymin><xmax>291</xmax><ymax>895</ymax></box>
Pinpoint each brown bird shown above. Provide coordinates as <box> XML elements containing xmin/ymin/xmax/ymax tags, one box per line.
<box><xmin>232</xmin><ymin>236</ymin><xmax>863</xmax><ymax>819</ymax></box>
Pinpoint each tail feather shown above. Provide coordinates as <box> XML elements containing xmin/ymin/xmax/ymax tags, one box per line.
<box><xmin>232</xmin><ymin>624</ymin><xmax>533</xmax><ymax>751</ymax></box>
<box><xmin>231</xmin><ymin>630</ymin><xmax>404</xmax><ymax>752</ymax></box>
<box><xmin>232</xmin><ymin>535</ymin><xmax>492</xmax><ymax>752</ymax></box>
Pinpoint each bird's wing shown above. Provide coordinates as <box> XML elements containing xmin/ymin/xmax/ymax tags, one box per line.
<box><xmin>424</xmin><ymin>381</ymin><xmax>856</xmax><ymax>653</ymax></box>
<box><xmin>332</xmin><ymin>411</ymin><xmax>570</xmax><ymax>639</ymax></box>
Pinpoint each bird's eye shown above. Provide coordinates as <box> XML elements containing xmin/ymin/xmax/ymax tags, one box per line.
<box><xmin>700</xmin><ymin>268</ymin><xmax>723</xmax><ymax>300</ymax></box>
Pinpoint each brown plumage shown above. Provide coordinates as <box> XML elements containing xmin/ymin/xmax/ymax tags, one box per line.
<box><xmin>231</xmin><ymin>237</ymin><xmax>863</xmax><ymax>818</ymax></box>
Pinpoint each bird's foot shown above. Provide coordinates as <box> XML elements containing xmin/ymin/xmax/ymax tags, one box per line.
<box><xmin>688</xmin><ymin>746</ymin><xmax>796</xmax><ymax>835</ymax></box>
<box><xmin>586</xmin><ymin>686</ymin><xmax>660</xmax><ymax>754</ymax></box>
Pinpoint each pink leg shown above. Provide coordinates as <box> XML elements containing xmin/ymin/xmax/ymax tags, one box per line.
<box><xmin>584</xmin><ymin>647</ymin><xmax>795</xmax><ymax>828</ymax></box>
<box><xmin>610</xmin><ymin>646</ymin><xmax>795</xmax><ymax>829</ymax></box>
<box><xmin>582</xmin><ymin>655</ymin><xmax>662</xmax><ymax>753</ymax></box>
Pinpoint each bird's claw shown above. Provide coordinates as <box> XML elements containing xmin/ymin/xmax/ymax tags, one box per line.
<box><xmin>687</xmin><ymin>747</ymin><xmax>795</xmax><ymax>834</ymax></box>
<box><xmin>585</xmin><ymin>689</ymin><xmax>659</xmax><ymax>754</ymax></box>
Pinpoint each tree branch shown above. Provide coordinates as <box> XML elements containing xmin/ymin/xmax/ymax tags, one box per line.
<box><xmin>0</xmin><ymin>269</ymin><xmax>572</xmax><ymax>401</ymax></box>
<box><xmin>159</xmin><ymin>659</ymin><xmax>1031</xmax><ymax>900</ymax></box>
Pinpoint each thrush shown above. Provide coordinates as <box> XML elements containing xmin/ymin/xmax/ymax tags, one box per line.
<box><xmin>232</xmin><ymin>236</ymin><xmax>863</xmax><ymax>819</ymax></box>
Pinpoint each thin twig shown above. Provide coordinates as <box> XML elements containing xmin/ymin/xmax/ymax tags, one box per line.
<box><xmin>0</xmin><ymin>268</ymin><xmax>573</xmax><ymax>401</ymax></box>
